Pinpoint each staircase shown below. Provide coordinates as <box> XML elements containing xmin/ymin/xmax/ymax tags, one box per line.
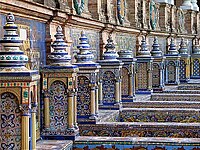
<box><xmin>75</xmin><ymin>84</ymin><xmax>200</xmax><ymax>149</ymax></box>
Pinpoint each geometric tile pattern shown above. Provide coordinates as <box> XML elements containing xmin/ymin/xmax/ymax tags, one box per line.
<box><xmin>137</xmin><ymin>63</ymin><xmax>148</xmax><ymax>89</ymax></box>
<box><xmin>121</xmin><ymin>67</ymin><xmax>129</xmax><ymax>95</ymax></box>
<box><xmin>77</xmin><ymin>76</ymin><xmax>91</xmax><ymax>116</ymax></box>
<box><xmin>167</xmin><ymin>61</ymin><xmax>176</xmax><ymax>83</ymax></box>
<box><xmin>49</xmin><ymin>81</ymin><xmax>68</xmax><ymax>131</ymax></box>
<box><xmin>0</xmin><ymin>92</ymin><xmax>21</xmax><ymax>150</ymax></box>
<box><xmin>152</xmin><ymin>63</ymin><xmax>160</xmax><ymax>88</ymax></box>
<box><xmin>102</xmin><ymin>71</ymin><xmax>116</xmax><ymax>104</ymax></box>
<box><xmin>179</xmin><ymin>60</ymin><xmax>186</xmax><ymax>80</ymax></box>
<box><xmin>193</xmin><ymin>59</ymin><xmax>200</xmax><ymax>76</ymax></box>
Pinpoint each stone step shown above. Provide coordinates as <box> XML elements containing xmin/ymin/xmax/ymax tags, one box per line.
<box><xmin>74</xmin><ymin>136</ymin><xmax>200</xmax><ymax>149</ymax></box>
<box><xmin>122</xmin><ymin>101</ymin><xmax>200</xmax><ymax>109</ymax></box>
<box><xmin>79</xmin><ymin>122</ymin><xmax>200</xmax><ymax>138</ymax></box>
<box><xmin>178</xmin><ymin>84</ymin><xmax>200</xmax><ymax>90</ymax></box>
<box><xmin>163</xmin><ymin>90</ymin><xmax>200</xmax><ymax>94</ymax></box>
<box><xmin>151</xmin><ymin>93</ymin><xmax>200</xmax><ymax>101</ymax></box>
<box><xmin>120</xmin><ymin>108</ymin><xmax>200</xmax><ymax>123</ymax></box>
<box><xmin>36</xmin><ymin>140</ymin><xmax>73</xmax><ymax>150</ymax></box>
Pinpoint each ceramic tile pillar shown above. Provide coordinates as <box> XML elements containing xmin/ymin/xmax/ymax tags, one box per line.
<box><xmin>0</xmin><ymin>13</ymin><xmax>39</xmax><ymax>150</ymax></box>
<box><xmin>164</xmin><ymin>38</ymin><xmax>181</xmax><ymax>85</ymax></box>
<box><xmin>41</xmin><ymin>26</ymin><xmax>79</xmax><ymax>140</ymax></box>
<box><xmin>118</xmin><ymin>50</ymin><xmax>137</xmax><ymax>102</ymax></box>
<box><xmin>180</xmin><ymin>0</ymin><xmax>193</xmax><ymax>10</ymax></box>
<box><xmin>98</xmin><ymin>35</ymin><xmax>123</xmax><ymax>110</ymax></box>
<box><xmin>178</xmin><ymin>38</ymin><xmax>190</xmax><ymax>82</ymax></box>
<box><xmin>151</xmin><ymin>37</ymin><xmax>165</xmax><ymax>91</ymax></box>
<box><xmin>74</xmin><ymin>31</ymin><xmax>100</xmax><ymax>124</ymax></box>
<box><xmin>135</xmin><ymin>36</ymin><xmax>153</xmax><ymax>94</ymax></box>
<box><xmin>191</xmin><ymin>38</ymin><xmax>200</xmax><ymax>78</ymax></box>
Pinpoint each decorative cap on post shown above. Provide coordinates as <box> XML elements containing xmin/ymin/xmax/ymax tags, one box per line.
<box><xmin>151</xmin><ymin>37</ymin><xmax>162</xmax><ymax>57</ymax></box>
<box><xmin>137</xmin><ymin>36</ymin><xmax>151</xmax><ymax>57</ymax></box>
<box><xmin>179</xmin><ymin>38</ymin><xmax>188</xmax><ymax>55</ymax></box>
<box><xmin>0</xmin><ymin>13</ymin><xmax>29</xmax><ymax>70</ymax></box>
<box><xmin>48</xmin><ymin>26</ymin><xmax>71</xmax><ymax>66</ymax></box>
<box><xmin>192</xmin><ymin>38</ymin><xmax>200</xmax><ymax>54</ymax></box>
<box><xmin>75</xmin><ymin>31</ymin><xmax>94</xmax><ymax>63</ymax></box>
<box><xmin>167</xmin><ymin>38</ymin><xmax>179</xmax><ymax>55</ymax></box>
<box><xmin>102</xmin><ymin>35</ymin><xmax>119</xmax><ymax>60</ymax></box>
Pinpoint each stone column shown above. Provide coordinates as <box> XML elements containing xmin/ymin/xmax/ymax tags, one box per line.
<box><xmin>90</xmin><ymin>86</ymin><xmax>96</xmax><ymax>118</ymax></box>
<box><xmin>191</xmin><ymin>0</ymin><xmax>199</xmax><ymax>11</ymax></box>
<box><xmin>128</xmin><ymin>74</ymin><xmax>133</xmax><ymax>97</ymax></box>
<box><xmin>180</xmin><ymin>0</ymin><xmax>193</xmax><ymax>10</ymax></box>
<box><xmin>44</xmin><ymin>94</ymin><xmax>50</xmax><ymax>129</ymax></box>
<box><xmin>31</xmin><ymin>104</ymin><xmax>37</xmax><ymax>150</ymax></box>
<box><xmin>98</xmin><ymin>80</ymin><xmax>103</xmax><ymax>105</ymax></box>
<box><xmin>115</xmin><ymin>79</ymin><xmax>120</xmax><ymax>103</ymax></box>
<box><xmin>20</xmin><ymin>105</ymin><xmax>30</xmax><ymax>150</ymax></box>
<box><xmin>68</xmin><ymin>92</ymin><xmax>74</xmax><ymax>129</ymax></box>
<box><xmin>95</xmin><ymin>85</ymin><xmax>99</xmax><ymax>115</ymax></box>
<box><xmin>74</xmin><ymin>89</ymin><xmax>78</xmax><ymax>128</ymax></box>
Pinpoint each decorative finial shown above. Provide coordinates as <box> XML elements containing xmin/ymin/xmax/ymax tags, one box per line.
<box><xmin>102</xmin><ymin>35</ymin><xmax>119</xmax><ymax>60</ymax></box>
<box><xmin>6</xmin><ymin>13</ymin><xmax>15</xmax><ymax>22</ymax></box>
<box><xmin>0</xmin><ymin>13</ymin><xmax>29</xmax><ymax>70</ymax></box>
<box><xmin>167</xmin><ymin>38</ymin><xmax>179</xmax><ymax>55</ymax></box>
<box><xmin>193</xmin><ymin>38</ymin><xmax>200</xmax><ymax>54</ymax></box>
<box><xmin>48</xmin><ymin>25</ymin><xmax>71</xmax><ymax>66</ymax></box>
<box><xmin>105</xmin><ymin>35</ymin><xmax>115</xmax><ymax>51</ymax></box>
<box><xmin>137</xmin><ymin>36</ymin><xmax>151</xmax><ymax>57</ymax></box>
<box><xmin>179</xmin><ymin>38</ymin><xmax>188</xmax><ymax>55</ymax></box>
<box><xmin>151</xmin><ymin>37</ymin><xmax>162</xmax><ymax>57</ymax></box>
<box><xmin>75</xmin><ymin>31</ymin><xmax>94</xmax><ymax>63</ymax></box>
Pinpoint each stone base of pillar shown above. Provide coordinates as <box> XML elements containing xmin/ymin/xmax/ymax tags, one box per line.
<box><xmin>121</xmin><ymin>96</ymin><xmax>136</xmax><ymax>102</ymax></box>
<box><xmin>77</xmin><ymin>115</ymin><xmax>97</xmax><ymax>124</ymax></box>
<box><xmin>99</xmin><ymin>103</ymin><xmax>122</xmax><ymax>110</ymax></box>
<box><xmin>41</xmin><ymin>130</ymin><xmax>79</xmax><ymax>140</ymax></box>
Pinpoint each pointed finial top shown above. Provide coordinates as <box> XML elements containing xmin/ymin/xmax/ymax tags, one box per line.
<box><xmin>179</xmin><ymin>38</ymin><xmax>188</xmax><ymax>55</ymax></box>
<box><xmin>151</xmin><ymin>36</ymin><xmax>162</xmax><ymax>57</ymax></box>
<box><xmin>167</xmin><ymin>37</ymin><xmax>178</xmax><ymax>55</ymax></box>
<box><xmin>56</xmin><ymin>25</ymin><xmax>62</xmax><ymax>33</ymax></box>
<box><xmin>105</xmin><ymin>35</ymin><xmax>115</xmax><ymax>50</ymax></box>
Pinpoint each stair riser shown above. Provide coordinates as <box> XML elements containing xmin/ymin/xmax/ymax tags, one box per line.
<box><xmin>123</xmin><ymin>103</ymin><xmax>200</xmax><ymax>108</ymax></box>
<box><xmin>79</xmin><ymin>124</ymin><xmax>200</xmax><ymax>138</ymax></box>
<box><xmin>120</xmin><ymin>110</ymin><xmax>200</xmax><ymax>123</ymax></box>
<box><xmin>151</xmin><ymin>95</ymin><xmax>200</xmax><ymax>101</ymax></box>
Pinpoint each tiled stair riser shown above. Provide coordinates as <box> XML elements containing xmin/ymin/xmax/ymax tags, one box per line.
<box><xmin>79</xmin><ymin>123</ymin><xmax>200</xmax><ymax>138</ymax></box>
<box><xmin>122</xmin><ymin>101</ymin><xmax>200</xmax><ymax>109</ymax></box>
<box><xmin>151</xmin><ymin>94</ymin><xmax>200</xmax><ymax>101</ymax></box>
<box><xmin>120</xmin><ymin>109</ymin><xmax>200</xmax><ymax>123</ymax></box>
